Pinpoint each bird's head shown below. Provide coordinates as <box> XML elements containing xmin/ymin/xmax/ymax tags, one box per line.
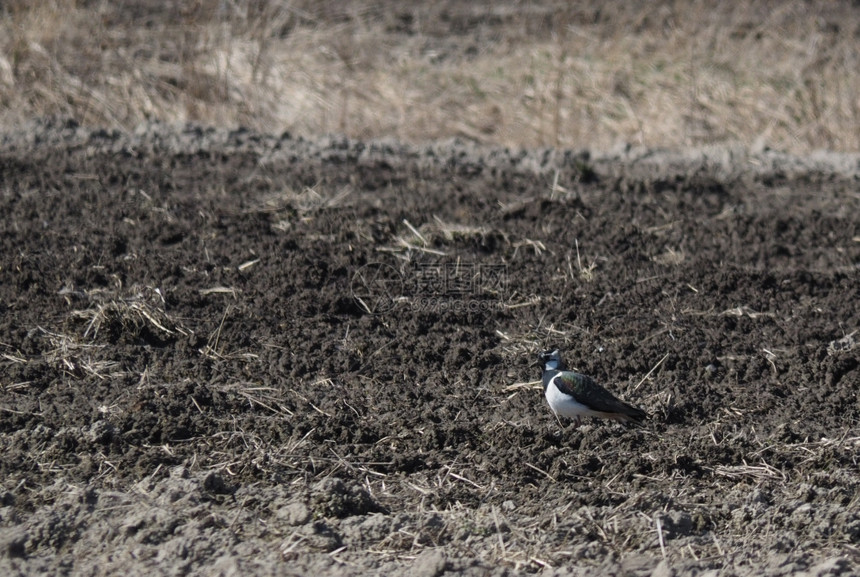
<box><xmin>536</xmin><ymin>349</ymin><xmax>564</xmax><ymax>372</ymax></box>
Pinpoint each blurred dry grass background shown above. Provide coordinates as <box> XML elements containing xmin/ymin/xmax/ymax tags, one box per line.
<box><xmin>1</xmin><ymin>0</ymin><xmax>859</xmax><ymax>153</ymax></box>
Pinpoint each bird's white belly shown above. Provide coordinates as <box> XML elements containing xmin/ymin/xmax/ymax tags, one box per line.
<box><xmin>545</xmin><ymin>382</ymin><xmax>601</xmax><ymax>418</ymax></box>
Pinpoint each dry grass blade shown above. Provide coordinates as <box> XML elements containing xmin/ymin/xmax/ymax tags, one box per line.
<box><xmin>199</xmin><ymin>286</ymin><xmax>239</xmax><ymax>298</ymax></box>
<box><xmin>503</xmin><ymin>380</ymin><xmax>541</xmax><ymax>392</ymax></box>
<box><xmin>431</xmin><ymin>215</ymin><xmax>489</xmax><ymax>242</ymax></box>
<box><xmin>512</xmin><ymin>239</ymin><xmax>546</xmax><ymax>258</ymax></box>
<box><xmin>574</xmin><ymin>239</ymin><xmax>598</xmax><ymax>281</ymax></box>
<box><xmin>3</xmin><ymin>4</ymin><xmax>860</xmax><ymax>152</ymax></box>
<box><xmin>524</xmin><ymin>462</ymin><xmax>556</xmax><ymax>482</ymax></box>
<box><xmin>655</xmin><ymin>516</ymin><xmax>667</xmax><ymax>559</ymax></box>
<box><xmin>633</xmin><ymin>353</ymin><xmax>670</xmax><ymax>391</ymax></box>
<box><xmin>69</xmin><ymin>287</ymin><xmax>188</xmax><ymax>342</ymax></box>
<box><xmin>712</xmin><ymin>460</ymin><xmax>786</xmax><ymax>481</ymax></box>
<box><xmin>492</xmin><ymin>505</ymin><xmax>507</xmax><ymax>559</ymax></box>
<box><xmin>502</xmin><ymin>296</ymin><xmax>542</xmax><ymax>310</ymax></box>
<box><xmin>33</xmin><ymin>326</ymin><xmax>126</xmax><ymax>381</ymax></box>
<box><xmin>217</xmin><ymin>383</ymin><xmax>294</xmax><ymax>417</ymax></box>
<box><xmin>720</xmin><ymin>306</ymin><xmax>775</xmax><ymax>319</ymax></box>
<box><xmin>402</xmin><ymin>219</ymin><xmax>427</xmax><ymax>246</ymax></box>
<box><xmin>393</xmin><ymin>236</ymin><xmax>447</xmax><ymax>256</ymax></box>
<box><xmin>1</xmin><ymin>347</ymin><xmax>27</xmax><ymax>364</ymax></box>
<box><xmin>263</xmin><ymin>185</ymin><xmax>353</xmax><ymax>218</ymax></box>
<box><xmin>3</xmin><ymin>381</ymin><xmax>34</xmax><ymax>391</ymax></box>
<box><xmin>201</xmin><ymin>306</ymin><xmax>231</xmax><ymax>358</ymax></box>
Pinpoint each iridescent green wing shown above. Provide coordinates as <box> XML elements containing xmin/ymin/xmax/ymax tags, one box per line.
<box><xmin>556</xmin><ymin>371</ymin><xmax>645</xmax><ymax>418</ymax></box>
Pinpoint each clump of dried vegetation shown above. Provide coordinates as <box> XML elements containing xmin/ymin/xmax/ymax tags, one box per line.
<box><xmin>1</xmin><ymin>1</ymin><xmax>859</xmax><ymax>153</ymax></box>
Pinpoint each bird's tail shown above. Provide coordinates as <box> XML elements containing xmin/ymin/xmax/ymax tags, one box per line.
<box><xmin>610</xmin><ymin>406</ymin><xmax>648</xmax><ymax>424</ymax></box>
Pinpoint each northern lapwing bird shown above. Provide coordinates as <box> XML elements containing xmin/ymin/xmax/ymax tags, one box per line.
<box><xmin>538</xmin><ymin>349</ymin><xmax>647</xmax><ymax>427</ymax></box>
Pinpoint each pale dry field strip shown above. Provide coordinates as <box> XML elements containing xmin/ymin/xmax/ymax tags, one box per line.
<box><xmin>1</xmin><ymin>0</ymin><xmax>859</xmax><ymax>153</ymax></box>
